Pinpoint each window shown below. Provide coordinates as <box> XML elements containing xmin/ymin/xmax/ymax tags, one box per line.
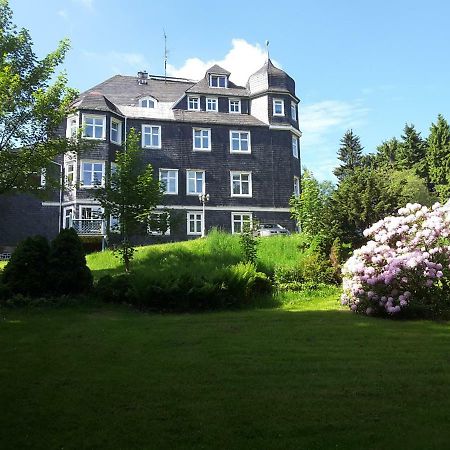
<box><xmin>188</xmin><ymin>96</ymin><xmax>200</xmax><ymax>111</ymax></box>
<box><xmin>82</xmin><ymin>114</ymin><xmax>106</xmax><ymax>139</ymax></box>
<box><xmin>230</xmin><ymin>171</ymin><xmax>252</xmax><ymax>197</ymax></box>
<box><xmin>159</xmin><ymin>169</ymin><xmax>178</xmax><ymax>195</ymax></box>
<box><xmin>229</xmin><ymin>99</ymin><xmax>241</xmax><ymax>113</ymax></box>
<box><xmin>142</xmin><ymin>125</ymin><xmax>161</xmax><ymax>148</ymax></box>
<box><xmin>273</xmin><ymin>99</ymin><xmax>284</xmax><ymax>116</ymax></box>
<box><xmin>206</xmin><ymin>97</ymin><xmax>218</xmax><ymax>111</ymax></box>
<box><xmin>193</xmin><ymin>128</ymin><xmax>211</xmax><ymax>151</ymax></box>
<box><xmin>66</xmin><ymin>116</ymin><xmax>78</xmax><ymax>138</ymax></box>
<box><xmin>291</xmin><ymin>102</ymin><xmax>297</xmax><ymax>121</ymax></box>
<box><xmin>80</xmin><ymin>206</ymin><xmax>103</xmax><ymax>220</ymax></box>
<box><xmin>110</xmin><ymin>118</ymin><xmax>122</xmax><ymax>144</ymax></box>
<box><xmin>139</xmin><ymin>97</ymin><xmax>156</xmax><ymax>108</ymax></box>
<box><xmin>209</xmin><ymin>75</ymin><xmax>227</xmax><ymax>88</ymax></box>
<box><xmin>81</xmin><ymin>161</ymin><xmax>105</xmax><ymax>187</ymax></box>
<box><xmin>292</xmin><ymin>135</ymin><xmax>299</xmax><ymax>158</ymax></box>
<box><xmin>230</xmin><ymin>131</ymin><xmax>251</xmax><ymax>153</ymax></box>
<box><xmin>110</xmin><ymin>215</ymin><xmax>120</xmax><ymax>233</ymax></box>
<box><xmin>232</xmin><ymin>212</ymin><xmax>252</xmax><ymax>234</ymax></box>
<box><xmin>186</xmin><ymin>170</ymin><xmax>205</xmax><ymax>195</ymax></box>
<box><xmin>63</xmin><ymin>207</ymin><xmax>74</xmax><ymax>229</ymax></box>
<box><xmin>65</xmin><ymin>162</ymin><xmax>76</xmax><ymax>184</ymax></box>
<box><xmin>294</xmin><ymin>177</ymin><xmax>300</xmax><ymax>197</ymax></box>
<box><xmin>187</xmin><ymin>211</ymin><xmax>203</xmax><ymax>235</ymax></box>
<box><xmin>148</xmin><ymin>212</ymin><xmax>170</xmax><ymax>236</ymax></box>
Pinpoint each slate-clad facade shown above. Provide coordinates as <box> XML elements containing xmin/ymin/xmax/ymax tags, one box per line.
<box><xmin>0</xmin><ymin>59</ymin><xmax>301</xmax><ymax>252</ymax></box>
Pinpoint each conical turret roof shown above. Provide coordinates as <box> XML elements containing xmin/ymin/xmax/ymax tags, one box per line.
<box><xmin>247</xmin><ymin>59</ymin><xmax>296</xmax><ymax>97</ymax></box>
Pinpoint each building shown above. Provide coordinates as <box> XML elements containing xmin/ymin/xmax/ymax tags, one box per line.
<box><xmin>0</xmin><ymin>59</ymin><xmax>301</xmax><ymax>254</ymax></box>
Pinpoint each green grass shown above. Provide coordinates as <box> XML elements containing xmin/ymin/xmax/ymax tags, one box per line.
<box><xmin>1</xmin><ymin>296</ymin><xmax>450</xmax><ymax>449</ymax></box>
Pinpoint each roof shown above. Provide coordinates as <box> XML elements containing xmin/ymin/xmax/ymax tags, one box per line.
<box><xmin>73</xmin><ymin>92</ymin><xmax>121</xmax><ymax>114</ymax></box>
<box><xmin>247</xmin><ymin>59</ymin><xmax>296</xmax><ymax>97</ymax></box>
<box><xmin>205</xmin><ymin>64</ymin><xmax>231</xmax><ymax>75</ymax></box>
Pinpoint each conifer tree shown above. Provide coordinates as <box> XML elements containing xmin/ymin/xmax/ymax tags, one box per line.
<box><xmin>376</xmin><ymin>138</ymin><xmax>400</xmax><ymax>169</ymax></box>
<box><xmin>397</xmin><ymin>124</ymin><xmax>427</xmax><ymax>178</ymax></box>
<box><xmin>333</xmin><ymin>130</ymin><xmax>364</xmax><ymax>181</ymax></box>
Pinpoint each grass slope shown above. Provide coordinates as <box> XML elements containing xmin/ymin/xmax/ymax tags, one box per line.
<box><xmin>1</xmin><ymin>298</ymin><xmax>450</xmax><ymax>449</ymax></box>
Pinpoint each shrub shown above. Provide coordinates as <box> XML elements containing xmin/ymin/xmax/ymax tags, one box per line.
<box><xmin>341</xmin><ymin>202</ymin><xmax>450</xmax><ymax>318</ymax></box>
<box><xmin>95</xmin><ymin>274</ymin><xmax>136</xmax><ymax>304</ymax></box>
<box><xmin>239</xmin><ymin>226</ymin><xmax>258</xmax><ymax>265</ymax></box>
<box><xmin>2</xmin><ymin>235</ymin><xmax>50</xmax><ymax>296</ymax></box>
<box><xmin>48</xmin><ymin>228</ymin><xmax>93</xmax><ymax>295</ymax></box>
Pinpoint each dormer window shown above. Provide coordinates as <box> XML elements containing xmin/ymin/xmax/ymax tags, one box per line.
<box><xmin>188</xmin><ymin>96</ymin><xmax>200</xmax><ymax>111</ymax></box>
<box><xmin>139</xmin><ymin>97</ymin><xmax>156</xmax><ymax>108</ymax></box>
<box><xmin>209</xmin><ymin>74</ymin><xmax>227</xmax><ymax>88</ymax></box>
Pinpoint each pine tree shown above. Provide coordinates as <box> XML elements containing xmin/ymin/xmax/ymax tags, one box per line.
<box><xmin>397</xmin><ymin>124</ymin><xmax>427</xmax><ymax>178</ymax></box>
<box><xmin>376</xmin><ymin>138</ymin><xmax>400</xmax><ymax>169</ymax></box>
<box><xmin>426</xmin><ymin>114</ymin><xmax>450</xmax><ymax>201</ymax></box>
<box><xmin>333</xmin><ymin>130</ymin><xmax>364</xmax><ymax>181</ymax></box>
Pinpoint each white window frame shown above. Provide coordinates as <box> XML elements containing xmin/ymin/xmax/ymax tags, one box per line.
<box><xmin>229</xmin><ymin>99</ymin><xmax>241</xmax><ymax>113</ymax></box>
<box><xmin>273</xmin><ymin>99</ymin><xmax>285</xmax><ymax>116</ymax></box>
<box><xmin>80</xmin><ymin>160</ymin><xmax>105</xmax><ymax>188</ymax></box>
<box><xmin>110</xmin><ymin>118</ymin><xmax>122</xmax><ymax>145</ymax></box>
<box><xmin>186</xmin><ymin>170</ymin><xmax>205</xmax><ymax>196</ymax></box>
<box><xmin>294</xmin><ymin>176</ymin><xmax>300</xmax><ymax>197</ymax></box>
<box><xmin>79</xmin><ymin>205</ymin><xmax>104</xmax><ymax>222</ymax></box>
<box><xmin>187</xmin><ymin>96</ymin><xmax>200</xmax><ymax>111</ymax></box>
<box><xmin>65</xmin><ymin>161</ymin><xmax>76</xmax><ymax>185</ymax></box>
<box><xmin>230</xmin><ymin>130</ymin><xmax>251</xmax><ymax>154</ymax></box>
<box><xmin>292</xmin><ymin>134</ymin><xmax>299</xmax><ymax>159</ymax></box>
<box><xmin>231</xmin><ymin>212</ymin><xmax>253</xmax><ymax>234</ymax></box>
<box><xmin>148</xmin><ymin>211</ymin><xmax>170</xmax><ymax>236</ymax></box>
<box><xmin>209</xmin><ymin>74</ymin><xmax>227</xmax><ymax>88</ymax></box>
<box><xmin>82</xmin><ymin>114</ymin><xmax>106</xmax><ymax>140</ymax></box>
<box><xmin>291</xmin><ymin>102</ymin><xmax>297</xmax><ymax>121</ymax></box>
<box><xmin>139</xmin><ymin>96</ymin><xmax>157</xmax><ymax>108</ymax></box>
<box><xmin>193</xmin><ymin>128</ymin><xmax>211</xmax><ymax>151</ymax></box>
<box><xmin>159</xmin><ymin>168</ymin><xmax>178</xmax><ymax>195</ymax></box>
<box><xmin>63</xmin><ymin>207</ymin><xmax>74</xmax><ymax>229</ymax></box>
<box><xmin>187</xmin><ymin>211</ymin><xmax>203</xmax><ymax>236</ymax></box>
<box><xmin>230</xmin><ymin>171</ymin><xmax>252</xmax><ymax>197</ymax></box>
<box><xmin>66</xmin><ymin>115</ymin><xmax>78</xmax><ymax>139</ymax></box>
<box><xmin>206</xmin><ymin>97</ymin><xmax>218</xmax><ymax>112</ymax></box>
<box><xmin>141</xmin><ymin>124</ymin><xmax>161</xmax><ymax>149</ymax></box>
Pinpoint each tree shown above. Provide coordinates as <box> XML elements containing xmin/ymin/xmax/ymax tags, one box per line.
<box><xmin>95</xmin><ymin>128</ymin><xmax>163</xmax><ymax>272</ymax></box>
<box><xmin>397</xmin><ymin>124</ymin><xmax>427</xmax><ymax>178</ymax></box>
<box><xmin>333</xmin><ymin>130</ymin><xmax>364</xmax><ymax>181</ymax></box>
<box><xmin>426</xmin><ymin>114</ymin><xmax>450</xmax><ymax>201</ymax></box>
<box><xmin>0</xmin><ymin>0</ymin><xmax>79</xmax><ymax>195</ymax></box>
<box><xmin>375</xmin><ymin>137</ymin><xmax>400</xmax><ymax>169</ymax></box>
<box><xmin>289</xmin><ymin>168</ymin><xmax>334</xmax><ymax>236</ymax></box>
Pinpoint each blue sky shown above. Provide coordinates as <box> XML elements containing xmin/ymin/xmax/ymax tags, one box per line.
<box><xmin>9</xmin><ymin>0</ymin><xmax>450</xmax><ymax>181</ymax></box>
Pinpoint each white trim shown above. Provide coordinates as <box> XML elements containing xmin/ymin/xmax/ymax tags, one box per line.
<box><xmin>292</xmin><ymin>134</ymin><xmax>299</xmax><ymax>159</ymax></box>
<box><xmin>80</xmin><ymin>160</ymin><xmax>105</xmax><ymax>188</ymax></box>
<box><xmin>291</xmin><ymin>101</ymin><xmax>297</xmax><ymax>121</ymax></box>
<box><xmin>159</xmin><ymin>168</ymin><xmax>179</xmax><ymax>195</ymax></box>
<box><xmin>148</xmin><ymin>211</ymin><xmax>170</xmax><ymax>236</ymax></box>
<box><xmin>273</xmin><ymin>98</ymin><xmax>285</xmax><ymax>116</ymax></box>
<box><xmin>186</xmin><ymin>169</ymin><xmax>205</xmax><ymax>196</ymax></box>
<box><xmin>231</xmin><ymin>212</ymin><xmax>253</xmax><ymax>234</ymax></box>
<box><xmin>141</xmin><ymin>124</ymin><xmax>161</xmax><ymax>149</ymax></box>
<box><xmin>269</xmin><ymin>125</ymin><xmax>302</xmax><ymax>137</ymax></box>
<box><xmin>192</xmin><ymin>128</ymin><xmax>211</xmax><ymax>151</ymax></box>
<box><xmin>209</xmin><ymin>74</ymin><xmax>228</xmax><ymax>88</ymax></box>
<box><xmin>230</xmin><ymin>171</ymin><xmax>252</xmax><ymax>197</ymax></box>
<box><xmin>66</xmin><ymin>114</ymin><xmax>78</xmax><ymax>139</ymax></box>
<box><xmin>294</xmin><ymin>176</ymin><xmax>300</xmax><ymax>197</ymax></box>
<box><xmin>139</xmin><ymin>96</ymin><xmax>157</xmax><ymax>108</ymax></box>
<box><xmin>229</xmin><ymin>98</ymin><xmax>241</xmax><ymax>114</ymax></box>
<box><xmin>65</xmin><ymin>160</ymin><xmax>77</xmax><ymax>185</ymax></box>
<box><xmin>229</xmin><ymin>130</ymin><xmax>251</xmax><ymax>154</ymax></box>
<box><xmin>187</xmin><ymin>211</ymin><xmax>203</xmax><ymax>235</ymax></box>
<box><xmin>110</xmin><ymin>117</ymin><xmax>122</xmax><ymax>145</ymax></box>
<box><xmin>206</xmin><ymin>97</ymin><xmax>218</xmax><ymax>112</ymax></box>
<box><xmin>82</xmin><ymin>113</ymin><xmax>106</xmax><ymax>140</ymax></box>
<box><xmin>187</xmin><ymin>96</ymin><xmax>200</xmax><ymax>111</ymax></box>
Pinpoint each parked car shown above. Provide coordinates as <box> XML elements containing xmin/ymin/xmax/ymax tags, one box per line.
<box><xmin>254</xmin><ymin>223</ymin><xmax>290</xmax><ymax>237</ymax></box>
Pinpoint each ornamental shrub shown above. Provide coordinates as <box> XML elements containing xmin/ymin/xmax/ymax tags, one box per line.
<box><xmin>2</xmin><ymin>235</ymin><xmax>50</xmax><ymax>296</ymax></box>
<box><xmin>341</xmin><ymin>202</ymin><xmax>450</xmax><ymax>318</ymax></box>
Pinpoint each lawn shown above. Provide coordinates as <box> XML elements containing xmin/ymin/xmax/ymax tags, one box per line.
<box><xmin>2</xmin><ymin>295</ymin><xmax>450</xmax><ymax>449</ymax></box>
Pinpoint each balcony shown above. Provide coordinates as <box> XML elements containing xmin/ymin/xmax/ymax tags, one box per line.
<box><xmin>71</xmin><ymin>219</ymin><xmax>105</xmax><ymax>236</ymax></box>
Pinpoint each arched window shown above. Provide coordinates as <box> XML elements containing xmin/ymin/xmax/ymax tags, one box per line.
<box><xmin>139</xmin><ymin>97</ymin><xmax>157</xmax><ymax>108</ymax></box>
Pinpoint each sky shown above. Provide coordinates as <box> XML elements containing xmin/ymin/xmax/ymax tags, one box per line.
<box><xmin>8</xmin><ymin>0</ymin><xmax>450</xmax><ymax>181</ymax></box>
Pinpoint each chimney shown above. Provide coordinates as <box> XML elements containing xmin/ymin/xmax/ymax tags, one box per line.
<box><xmin>137</xmin><ymin>70</ymin><xmax>148</xmax><ymax>85</ymax></box>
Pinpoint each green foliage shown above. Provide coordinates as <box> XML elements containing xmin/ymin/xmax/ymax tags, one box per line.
<box><xmin>96</xmin><ymin>128</ymin><xmax>163</xmax><ymax>272</ymax></box>
<box><xmin>2</xmin><ymin>235</ymin><xmax>50</xmax><ymax>296</ymax></box>
<box><xmin>48</xmin><ymin>228</ymin><xmax>93</xmax><ymax>295</ymax></box>
<box><xmin>333</xmin><ymin>129</ymin><xmax>364</xmax><ymax>181</ymax></box>
<box><xmin>0</xmin><ymin>0</ymin><xmax>82</xmax><ymax>195</ymax></box>
<box><xmin>397</xmin><ymin>124</ymin><xmax>427</xmax><ymax>177</ymax></box>
<box><xmin>375</xmin><ymin>138</ymin><xmax>400</xmax><ymax>169</ymax></box>
<box><xmin>239</xmin><ymin>224</ymin><xmax>258</xmax><ymax>265</ymax></box>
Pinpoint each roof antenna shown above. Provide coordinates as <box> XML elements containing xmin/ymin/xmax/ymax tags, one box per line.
<box><xmin>163</xmin><ymin>29</ymin><xmax>168</xmax><ymax>83</ymax></box>
<box><xmin>265</xmin><ymin>40</ymin><xmax>270</xmax><ymax>61</ymax></box>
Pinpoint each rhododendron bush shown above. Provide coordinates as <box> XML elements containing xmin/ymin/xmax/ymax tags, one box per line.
<box><xmin>341</xmin><ymin>202</ymin><xmax>450</xmax><ymax>317</ymax></box>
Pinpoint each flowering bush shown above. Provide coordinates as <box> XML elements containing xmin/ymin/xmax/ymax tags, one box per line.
<box><xmin>341</xmin><ymin>202</ymin><xmax>450</xmax><ymax>317</ymax></box>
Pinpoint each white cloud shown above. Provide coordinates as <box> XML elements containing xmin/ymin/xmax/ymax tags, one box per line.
<box><xmin>167</xmin><ymin>39</ymin><xmax>278</xmax><ymax>85</ymax></box>
<box><xmin>57</xmin><ymin>10</ymin><xmax>69</xmax><ymax>20</ymax></box>
<box><xmin>82</xmin><ymin>51</ymin><xmax>150</xmax><ymax>75</ymax></box>
<box><xmin>72</xmin><ymin>0</ymin><xmax>94</xmax><ymax>11</ymax></box>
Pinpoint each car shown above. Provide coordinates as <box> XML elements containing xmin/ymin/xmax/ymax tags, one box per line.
<box><xmin>254</xmin><ymin>223</ymin><xmax>290</xmax><ymax>237</ymax></box>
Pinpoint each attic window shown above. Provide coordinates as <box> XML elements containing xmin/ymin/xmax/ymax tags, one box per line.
<box><xmin>139</xmin><ymin>97</ymin><xmax>156</xmax><ymax>108</ymax></box>
<box><xmin>210</xmin><ymin>75</ymin><xmax>227</xmax><ymax>88</ymax></box>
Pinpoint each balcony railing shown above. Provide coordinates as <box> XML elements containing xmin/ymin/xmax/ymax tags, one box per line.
<box><xmin>71</xmin><ymin>219</ymin><xmax>105</xmax><ymax>236</ymax></box>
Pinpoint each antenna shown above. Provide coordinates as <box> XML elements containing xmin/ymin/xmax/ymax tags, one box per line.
<box><xmin>163</xmin><ymin>29</ymin><xmax>168</xmax><ymax>83</ymax></box>
<box><xmin>265</xmin><ymin>40</ymin><xmax>270</xmax><ymax>61</ymax></box>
